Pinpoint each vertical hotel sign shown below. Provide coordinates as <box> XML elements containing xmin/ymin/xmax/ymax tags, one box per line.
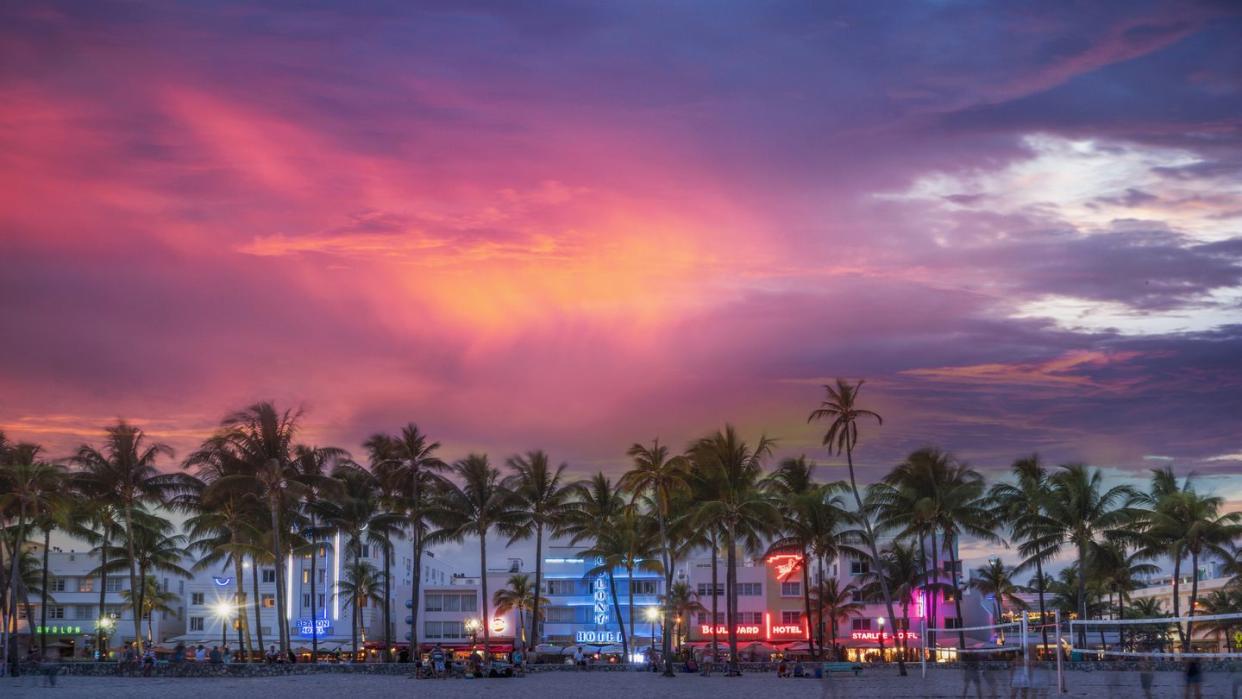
<box><xmin>575</xmin><ymin>557</ymin><xmax>622</xmax><ymax>644</ymax></box>
<box><xmin>593</xmin><ymin>561</ymin><xmax>609</xmax><ymax>626</ymax></box>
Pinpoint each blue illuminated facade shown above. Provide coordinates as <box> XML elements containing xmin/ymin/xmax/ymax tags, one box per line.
<box><xmin>539</xmin><ymin>547</ymin><xmax>664</xmax><ymax>647</ymax></box>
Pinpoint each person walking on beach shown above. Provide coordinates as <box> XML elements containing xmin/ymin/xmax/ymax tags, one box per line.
<box><xmin>573</xmin><ymin>645</ymin><xmax>584</xmax><ymax>670</ymax></box>
<box><xmin>1185</xmin><ymin>659</ymin><xmax>1203</xmax><ymax>699</ymax></box>
<box><xmin>430</xmin><ymin>643</ymin><xmax>446</xmax><ymax>678</ymax></box>
<box><xmin>962</xmin><ymin>654</ymin><xmax>984</xmax><ymax>699</ymax></box>
<box><xmin>1139</xmin><ymin>656</ymin><xmax>1155</xmax><ymax>699</ymax></box>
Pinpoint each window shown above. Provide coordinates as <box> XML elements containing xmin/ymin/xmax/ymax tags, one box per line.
<box><xmin>317</xmin><ymin>594</ymin><xmax>325</xmax><ymax>609</ymax></box>
<box><xmin>943</xmin><ymin>591</ymin><xmax>958</xmax><ymax>603</ymax></box>
<box><xmin>425</xmin><ymin>593</ymin><xmax>442</xmax><ymax>612</ymax></box>
<box><xmin>76</xmin><ymin>605</ymin><xmax>94</xmax><ymax>620</ymax></box>
<box><xmin>424</xmin><ymin>621</ymin><xmax>466</xmax><ymax>639</ymax></box>
<box><xmin>697</xmin><ymin>612</ymin><xmax>724</xmax><ymax>625</ymax></box>
<box><xmin>361</xmin><ymin>545</ymin><xmax>370</xmax><ymax>559</ymax></box>
<box><xmin>892</xmin><ymin>618</ymin><xmax>910</xmax><ymax>630</ymax></box>
<box><xmin>302</xmin><ymin>570</ymin><xmax>310</xmax><ymax>584</ymax></box>
<box><xmin>105</xmin><ymin>578</ymin><xmax>124</xmax><ymax>592</ymax></box>
<box><xmin>319</xmin><ymin>570</ymin><xmax>326</xmax><ymax>584</ymax></box>
<box><xmin>261</xmin><ymin>594</ymin><xmax>275</xmax><ymax>608</ymax></box>
<box><xmin>737</xmin><ymin>583</ymin><xmax>761</xmax><ymax>596</ymax></box>
<box><xmin>191</xmin><ymin>593</ymin><xmax>205</xmax><ymax>606</ymax></box>
<box><xmin>780</xmin><ymin>610</ymin><xmax>802</xmax><ymax>625</ymax></box>
<box><xmin>850</xmin><ymin>560</ymin><xmax>869</xmax><ymax>576</ymax></box>
<box><xmin>443</xmin><ymin>595</ymin><xmax>461</xmax><ymax>612</ymax></box>
<box><xmin>319</xmin><ymin>545</ymin><xmax>326</xmax><ymax>558</ymax></box>
<box><xmin>851</xmin><ymin>589</ymin><xmax>865</xmax><ymax>603</ymax></box>
<box><xmin>780</xmin><ymin>581</ymin><xmax>801</xmax><ymax>597</ymax></box>
<box><xmin>696</xmin><ymin>583</ymin><xmax>723</xmax><ymax>597</ymax></box>
<box><xmin>943</xmin><ymin>618</ymin><xmax>962</xmax><ymax>629</ymax></box>
<box><xmin>546</xmin><ymin>580</ymin><xmax>579</xmax><ymax>596</ymax></box>
<box><xmin>261</xmin><ymin>569</ymin><xmax>276</xmax><ymax>584</ymax></box>
<box><xmin>460</xmin><ymin>594</ymin><xmax>477</xmax><ymax>612</ymax></box>
<box><xmin>544</xmin><ymin>606</ymin><xmax>580</xmax><ymax>623</ymax></box>
<box><xmin>47</xmin><ymin>606</ymin><xmax>66</xmax><ymax>619</ymax></box>
<box><xmin>737</xmin><ymin>612</ymin><xmax>763</xmax><ymax>624</ymax></box>
<box><xmin>78</xmin><ymin>578</ymin><xmax>95</xmax><ymax>593</ymax></box>
<box><xmin>49</xmin><ymin>577</ymin><xmax>67</xmax><ymax>593</ymax></box>
<box><xmin>851</xmin><ymin>618</ymin><xmax>871</xmax><ymax>631</ymax></box>
<box><xmin>190</xmin><ymin>617</ymin><xmax>204</xmax><ymax>632</ymax></box>
<box><xmin>630</xmin><ymin>580</ymin><xmax>658</xmax><ymax>596</ymax></box>
<box><xmin>303</xmin><ymin>593</ymin><xmax>311</xmax><ymax>608</ymax></box>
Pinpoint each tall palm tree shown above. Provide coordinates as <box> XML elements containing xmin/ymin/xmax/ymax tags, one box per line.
<box><xmin>337</xmin><ymin>559</ymin><xmax>386</xmax><ymax>659</ymax></box>
<box><xmin>621</xmin><ymin>439</ymin><xmax>689</xmax><ymax>677</ymax></box>
<box><xmin>862</xmin><ymin>541</ymin><xmax>925</xmax><ymax>661</ymax></box>
<box><xmin>492</xmin><ymin>573</ymin><xmax>546</xmax><ymax>647</ymax></box>
<box><xmin>968</xmin><ymin>559</ymin><xmax>1029</xmax><ymax>643</ymax></box>
<box><xmin>1086</xmin><ymin>540</ymin><xmax>1158</xmax><ymax>650</ymax></box>
<box><xmin>364</xmin><ymin>424</ymin><xmax>447</xmax><ymax>661</ymax></box>
<box><xmin>690</xmin><ymin>426</ymin><xmax>781</xmax><ymax>676</ymax></box>
<box><xmin>291</xmin><ymin>445</ymin><xmax>346</xmax><ymax>659</ymax></box>
<box><xmin>428</xmin><ymin>454</ymin><xmax>521</xmax><ymax>660</ymax></box>
<box><xmin>71</xmin><ymin>422</ymin><xmax>185</xmax><ymax>652</ymax></box>
<box><xmin>682</xmin><ymin>452</ymin><xmax>726</xmax><ymax>667</ymax></box>
<box><xmin>215</xmin><ymin>403</ymin><xmax>309</xmax><ymax>654</ymax></box>
<box><xmin>815</xmin><ymin>579</ymin><xmax>864</xmax><ymax>661</ymax></box>
<box><xmin>1</xmin><ymin>443</ymin><xmax>63</xmax><ymax>670</ymax></box>
<box><xmin>989</xmin><ymin>455</ymin><xmax>1061</xmax><ymax>651</ymax></box>
<box><xmin>581</xmin><ymin>510</ymin><xmax>662</xmax><ymax>660</ymax></box>
<box><xmin>1044</xmin><ymin>464</ymin><xmax>1137</xmax><ymax>647</ymax></box>
<box><xmin>94</xmin><ymin>512</ymin><xmax>192</xmax><ymax>649</ymax></box>
<box><xmin>808</xmin><ymin>379</ymin><xmax>906</xmax><ymax>675</ymax></box>
<box><xmin>504</xmin><ymin>450</ymin><xmax>574</xmax><ymax>651</ymax></box>
<box><xmin>120</xmin><ymin>575</ymin><xmax>181</xmax><ymax>645</ymax></box>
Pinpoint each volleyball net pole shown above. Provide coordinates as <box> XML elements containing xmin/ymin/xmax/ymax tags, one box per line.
<box><xmin>919</xmin><ymin>617</ymin><xmax>927</xmax><ymax>679</ymax></box>
<box><xmin>1055</xmin><ymin>610</ymin><xmax>1064</xmax><ymax>695</ymax></box>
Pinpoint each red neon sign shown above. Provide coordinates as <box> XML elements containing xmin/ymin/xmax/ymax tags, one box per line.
<box><xmin>850</xmin><ymin>631</ymin><xmax>920</xmax><ymax>642</ymax></box>
<box><xmin>699</xmin><ymin>624</ymin><xmax>761</xmax><ymax>636</ymax></box>
<box><xmin>766</xmin><ymin>553</ymin><xmax>803</xmax><ymax>582</ymax></box>
<box><xmin>764</xmin><ymin>611</ymin><xmax>810</xmax><ymax>640</ymax></box>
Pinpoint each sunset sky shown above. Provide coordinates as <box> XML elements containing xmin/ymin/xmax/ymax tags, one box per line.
<box><xmin>3</xmin><ymin>1</ymin><xmax>1241</xmax><ymax>509</ymax></box>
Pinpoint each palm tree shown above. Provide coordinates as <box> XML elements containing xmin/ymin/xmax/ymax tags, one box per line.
<box><xmin>808</xmin><ymin>379</ymin><xmax>906</xmax><ymax>675</ymax></box>
<box><xmin>967</xmin><ymin>559</ymin><xmax>1029</xmax><ymax>644</ymax></box>
<box><xmin>1194</xmin><ymin>589</ymin><xmax>1242</xmax><ymax>651</ymax></box>
<box><xmin>1139</xmin><ymin>469</ymin><xmax>1242</xmax><ymax>647</ymax></box>
<box><xmin>862</xmin><ymin>541</ymin><xmax>925</xmax><ymax>661</ymax></box>
<box><xmin>1</xmin><ymin>443</ymin><xmax>64</xmax><ymax>670</ymax></box>
<box><xmin>1126</xmin><ymin>597</ymin><xmax>1172</xmax><ymax>652</ymax></box>
<box><xmin>764</xmin><ymin>456</ymin><xmax>820</xmax><ymax>658</ymax></box>
<box><xmin>989</xmin><ymin>455</ymin><xmax>1061</xmax><ymax>651</ymax></box>
<box><xmin>428</xmin><ymin>454</ymin><xmax>521</xmax><ymax>660</ymax></box>
<box><xmin>1044</xmin><ymin>464</ymin><xmax>1137</xmax><ymax>648</ymax></box>
<box><xmin>580</xmin><ymin>510</ymin><xmax>662</xmax><ymax>660</ymax></box>
<box><xmin>291</xmin><ymin>445</ymin><xmax>346</xmax><ymax>659</ymax></box>
<box><xmin>1087</xmin><ymin>539</ymin><xmax>1158</xmax><ymax>649</ymax></box>
<box><xmin>621</xmin><ymin>439</ymin><xmax>689</xmax><ymax>677</ymax></box>
<box><xmin>682</xmin><ymin>453</ymin><xmax>726</xmax><ymax>667</ymax></box>
<box><xmin>504</xmin><ymin>450</ymin><xmax>574</xmax><ymax>651</ymax></box>
<box><xmin>690</xmin><ymin>426</ymin><xmax>781</xmax><ymax>676</ymax></box>
<box><xmin>337</xmin><ymin>560</ymin><xmax>386</xmax><ymax>659</ymax></box>
<box><xmin>364</xmin><ymin>424</ymin><xmax>447</xmax><ymax>661</ymax></box>
<box><xmin>120</xmin><ymin>575</ymin><xmax>181</xmax><ymax>644</ymax></box>
<box><xmin>94</xmin><ymin>512</ymin><xmax>193</xmax><ymax>649</ymax></box>
<box><xmin>815</xmin><ymin>579</ymin><xmax>864</xmax><ymax>660</ymax></box>
<box><xmin>663</xmin><ymin>581</ymin><xmax>705</xmax><ymax>653</ymax></box>
<box><xmin>208</xmin><ymin>402</ymin><xmax>307</xmax><ymax>655</ymax></box>
<box><xmin>492</xmin><ymin>573</ymin><xmax>547</xmax><ymax>647</ymax></box>
<box><xmin>71</xmin><ymin>422</ymin><xmax>184</xmax><ymax>652</ymax></box>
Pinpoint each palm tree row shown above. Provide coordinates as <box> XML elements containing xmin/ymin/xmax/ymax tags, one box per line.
<box><xmin>4</xmin><ymin>380</ymin><xmax>1241</xmax><ymax>676</ymax></box>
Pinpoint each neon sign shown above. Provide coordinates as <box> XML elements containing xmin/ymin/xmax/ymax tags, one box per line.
<box><xmin>850</xmin><ymin>630</ymin><xmax>920</xmax><ymax>642</ymax></box>
<box><xmin>490</xmin><ymin>617</ymin><xmax>507</xmax><ymax>634</ymax></box>
<box><xmin>764</xmin><ymin>611</ymin><xmax>809</xmax><ymax>640</ymax></box>
<box><xmin>295</xmin><ymin>618</ymin><xmax>333</xmax><ymax>636</ymax></box>
<box><xmin>699</xmin><ymin>624</ymin><xmax>761</xmax><ymax>636</ymax></box>
<box><xmin>576</xmin><ymin>630</ymin><xmax>622</xmax><ymax>644</ymax></box>
<box><xmin>36</xmin><ymin>625</ymin><xmax>83</xmax><ymax>635</ymax></box>
<box><xmin>592</xmin><ymin>575</ymin><xmax>609</xmax><ymax>625</ymax></box>
<box><xmin>766</xmin><ymin>553</ymin><xmax>803</xmax><ymax>582</ymax></box>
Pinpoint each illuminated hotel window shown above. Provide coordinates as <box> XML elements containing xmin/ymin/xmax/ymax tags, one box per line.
<box><xmin>302</xmin><ymin>570</ymin><xmax>310</xmax><ymax>584</ymax></box>
<box><xmin>261</xmin><ymin>594</ymin><xmax>275</xmax><ymax>608</ymax></box>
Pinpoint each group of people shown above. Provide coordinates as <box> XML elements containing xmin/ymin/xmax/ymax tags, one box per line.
<box><xmin>416</xmin><ymin>642</ymin><xmax>523</xmax><ymax>679</ymax></box>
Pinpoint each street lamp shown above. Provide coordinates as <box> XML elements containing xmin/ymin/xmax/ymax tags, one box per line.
<box><xmin>644</xmin><ymin>607</ymin><xmax>659</xmax><ymax>658</ymax></box>
<box><xmin>465</xmin><ymin>618</ymin><xmax>480</xmax><ymax>647</ymax></box>
<box><xmin>96</xmin><ymin>616</ymin><xmax>115</xmax><ymax>661</ymax></box>
<box><xmin>213</xmin><ymin>601</ymin><xmax>234</xmax><ymax>649</ymax></box>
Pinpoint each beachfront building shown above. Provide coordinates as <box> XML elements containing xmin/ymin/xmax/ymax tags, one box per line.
<box><xmin>20</xmin><ymin>543</ymin><xmax>185</xmax><ymax>659</ymax></box>
<box><xmin>539</xmin><ymin>547</ymin><xmax>664</xmax><ymax>658</ymax></box>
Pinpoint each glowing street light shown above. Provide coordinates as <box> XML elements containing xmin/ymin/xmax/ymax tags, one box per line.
<box><xmin>465</xmin><ymin>618</ymin><xmax>480</xmax><ymax>646</ymax></box>
<box><xmin>877</xmin><ymin>617</ymin><xmax>887</xmax><ymax>662</ymax></box>
<box><xmin>213</xmin><ymin>601</ymin><xmax>234</xmax><ymax>648</ymax></box>
<box><xmin>644</xmin><ymin>607</ymin><xmax>660</xmax><ymax>655</ymax></box>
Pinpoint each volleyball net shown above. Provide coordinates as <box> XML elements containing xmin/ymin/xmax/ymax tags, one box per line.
<box><xmin>1067</xmin><ymin>610</ymin><xmax>1242</xmax><ymax>659</ymax></box>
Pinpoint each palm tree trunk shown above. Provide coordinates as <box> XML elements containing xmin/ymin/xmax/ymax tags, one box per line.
<box><xmin>901</xmin><ymin>600</ymin><xmax>910</xmax><ymax>662</ymax></box>
<box><xmin>626</xmin><ymin>564</ymin><xmax>635</xmax><ymax>658</ymax></box>
<box><xmin>122</xmin><ymin>503</ymin><xmax>143</xmax><ymax>651</ymax></box>
<box><xmin>845</xmin><ymin>444</ymin><xmax>907</xmax><ymax>676</ymax></box>
<box><xmin>97</xmin><ymin>525</ymin><xmax>109</xmax><ymax>661</ymax></box>
<box><xmin>532</xmin><ymin>523</ymin><xmax>543</xmax><ymax>650</ymax></box>
<box><xmin>725</xmin><ymin>525</ymin><xmax>739</xmax><ymax>676</ymax></box>
<box><xmin>352</xmin><ymin>594</ymin><xmax>359</xmax><ymax>660</ymax></box>
<box><xmin>801</xmin><ymin>545</ymin><xmax>814</xmax><ymax>659</ymax></box>
<box><xmin>410</xmin><ymin>525</ymin><xmax>420</xmax><ymax>663</ymax></box>
<box><xmin>948</xmin><ymin>535</ymin><xmax>966</xmax><ymax>651</ymax></box>
<box><xmin>309</xmin><ymin>527</ymin><xmax>318</xmax><ymax>660</ymax></box>
<box><xmin>480</xmin><ymin>534</ymin><xmax>491</xmax><ymax>659</ymax></box>
<box><xmin>137</xmin><ymin>563</ymin><xmax>148</xmax><ymax>648</ymax></box>
<box><xmin>1172</xmin><ymin>553</ymin><xmax>1184</xmax><ymax>648</ymax></box>
<box><xmin>1077</xmin><ymin>542</ymin><xmax>1089</xmax><ymax>650</ymax></box>
<box><xmin>5</xmin><ymin>507</ymin><xmax>28</xmax><ymax>675</ymax></box>
<box><xmin>660</xmin><ymin>514</ymin><xmax>675</xmax><ymax>678</ymax></box>
<box><xmin>234</xmin><ymin>555</ymin><xmax>249</xmax><ymax>660</ymax></box>
<box><xmin>1187</xmin><ymin>551</ymin><xmax>1200</xmax><ymax>649</ymax></box>
<box><xmin>1036</xmin><ymin>555</ymin><xmax>1049</xmax><ymax>656</ymax></box>
<box><xmin>40</xmin><ymin>527</ymin><xmax>50</xmax><ymax>654</ymax></box>
<box><xmin>251</xmin><ymin>557</ymin><xmax>265</xmax><ymax>656</ymax></box>
<box><xmin>268</xmin><ymin>499</ymin><xmax>288</xmax><ymax>654</ymax></box>
<box><xmin>607</xmin><ymin>570</ymin><xmax>628</xmax><ymax>659</ymax></box>
<box><xmin>383</xmin><ymin>534</ymin><xmax>391</xmax><ymax>662</ymax></box>
<box><xmin>817</xmin><ymin>555</ymin><xmax>827</xmax><ymax>658</ymax></box>
<box><xmin>709</xmin><ymin>531</ymin><xmax>719</xmax><ymax>673</ymax></box>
